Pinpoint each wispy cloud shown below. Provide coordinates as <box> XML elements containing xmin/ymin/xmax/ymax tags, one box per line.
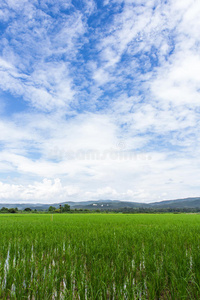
<box><xmin>0</xmin><ymin>0</ymin><xmax>200</xmax><ymax>203</ymax></box>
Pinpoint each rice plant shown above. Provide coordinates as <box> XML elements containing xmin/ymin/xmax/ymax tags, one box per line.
<box><xmin>1</xmin><ymin>214</ymin><xmax>200</xmax><ymax>299</ymax></box>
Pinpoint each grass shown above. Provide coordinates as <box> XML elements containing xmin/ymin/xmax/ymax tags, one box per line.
<box><xmin>1</xmin><ymin>214</ymin><xmax>200</xmax><ymax>299</ymax></box>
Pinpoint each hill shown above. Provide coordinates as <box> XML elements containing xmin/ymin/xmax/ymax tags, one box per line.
<box><xmin>1</xmin><ymin>197</ymin><xmax>200</xmax><ymax>211</ymax></box>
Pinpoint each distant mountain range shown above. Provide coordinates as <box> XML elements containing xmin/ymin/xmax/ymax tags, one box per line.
<box><xmin>1</xmin><ymin>197</ymin><xmax>200</xmax><ymax>210</ymax></box>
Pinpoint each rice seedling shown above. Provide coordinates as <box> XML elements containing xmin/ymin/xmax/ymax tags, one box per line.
<box><xmin>1</xmin><ymin>214</ymin><xmax>200</xmax><ymax>299</ymax></box>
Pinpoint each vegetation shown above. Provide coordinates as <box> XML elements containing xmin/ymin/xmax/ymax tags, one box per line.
<box><xmin>2</xmin><ymin>203</ymin><xmax>200</xmax><ymax>214</ymax></box>
<box><xmin>0</xmin><ymin>207</ymin><xmax>18</xmax><ymax>213</ymax></box>
<box><xmin>48</xmin><ymin>206</ymin><xmax>56</xmax><ymax>212</ymax></box>
<box><xmin>61</xmin><ymin>204</ymin><xmax>70</xmax><ymax>212</ymax></box>
<box><xmin>1</xmin><ymin>214</ymin><xmax>200</xmax><ymax>299</ymax></box>
<box><xmin>24</xmin><ymin>207</ymin><xmax>32</xmax><ymax>212</ymax></box>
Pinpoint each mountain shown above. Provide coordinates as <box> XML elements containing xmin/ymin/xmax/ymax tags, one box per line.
<box><xmin>0</xmin><ymin>200</ymin><xmax>147</xmax><ymax>210</ymax></box>
<box><xmin>148</xmin><ymin>197</ymin><xmax>200</xmax><ymax>209</ymax></box>
<box><xmin>1</xmin><ymin>197</ymin><xmax>200</xmax><ymax>210</ymax></box>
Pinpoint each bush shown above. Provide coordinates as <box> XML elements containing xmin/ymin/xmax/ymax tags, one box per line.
<box><xmin>24</xmin><ymin>208</ymin><xmax>32</xmax><ymax>212</ymax></box>
<box><xmin>8</xmin><ymin>208</ymin><xmax>17</xmax><ymax>213</ymax></box>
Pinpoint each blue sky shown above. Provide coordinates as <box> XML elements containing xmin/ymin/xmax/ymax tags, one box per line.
<box><xmin>0</xmin><ymin>0</ymin><xmax>200</xmax><ymax>203</ymax></box>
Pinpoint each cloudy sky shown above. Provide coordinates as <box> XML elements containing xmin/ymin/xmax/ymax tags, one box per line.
<box><xmin>0</xmin><ymin>0</ymin><xmax>200</xmax><ymax>203</ymax></box>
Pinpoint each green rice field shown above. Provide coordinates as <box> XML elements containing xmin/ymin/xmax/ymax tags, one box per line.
<box><xmin>1</xmin><ymin>214</ymin><xmax>200</xmax><ymax>299</ymax></box>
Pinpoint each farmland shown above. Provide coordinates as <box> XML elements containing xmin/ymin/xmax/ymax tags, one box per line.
<box><xmin>1</xmin><ymin>214</ymin><xmax>200</xmax><ymax>299</ymax></box>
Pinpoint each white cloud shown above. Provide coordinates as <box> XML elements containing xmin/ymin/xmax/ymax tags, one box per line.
<box><xmin>0</xmin><ymin>1</ymin><xmax>86</xmax><ymax>111</ymax></box>
<box><xmin>1</xmin><ymin>152</ymin><xmax>200</xmax><ymax>203</ymax></box>
<box><xmin>0</xmin><ymin>0</ymin><xmax>200</xmax><ymax>203</ymax></box>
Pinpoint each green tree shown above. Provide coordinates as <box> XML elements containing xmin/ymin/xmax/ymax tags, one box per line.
<box><xmin>0</xmin><ymin>207</ymin><xmax>9</xmax><ymax>213</ymax></box>
<box><xmin>24</xmin><ymin>208</ymin><xmax>32</xmax><ymax>212</ymax></box>
<box><xmin>62</xmin><ymin>204</ymin><xmax>70</xmax><ymax>212</ymax></box>
<box><xmin>48</xmin><ymin>206</ymin><xmax>56</xmax><ymax>212</ymax></box>
<box><xmin>8</xmin><ymin>208</ymin><xmax>17</xmax><ymax>213</ymax></box>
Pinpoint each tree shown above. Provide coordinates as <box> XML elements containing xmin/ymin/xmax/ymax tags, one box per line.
<box><xmin>24</xmin><ymin>208</ymin><xmax>32</xmax><ymax>212</ymax></box>
<box><xmin>8</xmin><ymin>208</ymin><xmax>17</xmax><ymax>213</ymax></box>
<box><xmin>62</xmin><ymin>204</ymin><xmax>70</xmax><ymax>212</ymax></box>
<box><xmin>48</xmin><ymin>206</ymin><xmax>56</xmax><ymax>212</ymax></box>
<box><xmin>0</xmin><ymin>207</ymin><xmax>9</xmax><ymax>213</ymax></box>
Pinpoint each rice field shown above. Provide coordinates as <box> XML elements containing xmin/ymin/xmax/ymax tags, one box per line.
<box><xmin>1</xmin><ymin>214</ymin><xmax>200</xmax><ymax>299</ymax></box>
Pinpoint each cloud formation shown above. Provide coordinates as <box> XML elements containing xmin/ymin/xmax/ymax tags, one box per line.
<box><xmin>0</xmin><ymin>0</ymin><xmax>200</xmax><ymax>203</ymax></box>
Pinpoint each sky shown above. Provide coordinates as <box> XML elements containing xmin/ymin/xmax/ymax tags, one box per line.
<box><xmin>0</xmin><ymin>0</ymin><xmax>200</xmax><ymax>204</ymax></box>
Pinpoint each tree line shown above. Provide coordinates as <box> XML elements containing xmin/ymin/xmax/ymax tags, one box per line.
<box><xmin>1</xmin><ymin>205</ymin><xmax>200</xmax><ymax>214</ymax></box>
